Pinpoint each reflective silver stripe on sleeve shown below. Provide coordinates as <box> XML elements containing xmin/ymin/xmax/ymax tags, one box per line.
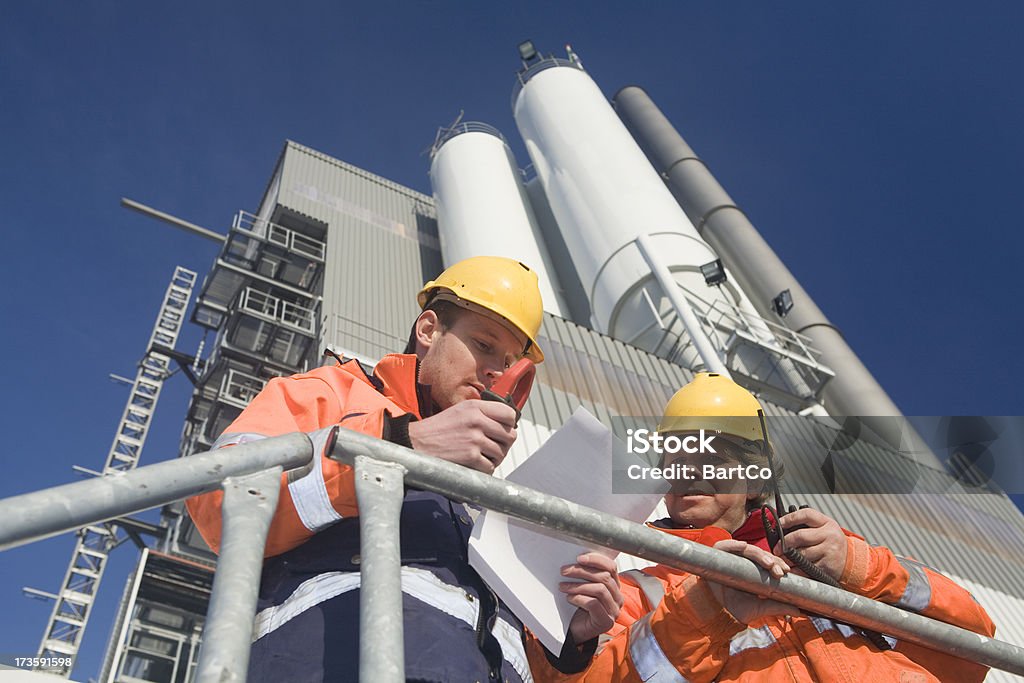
<box><xmin>810</xmin><ymin>616</ymin><xmax>856</xmax><ymax>639</ymax></box>
<box><xmin>628</xmin><ymin>612</ymin><xmax>690</xmax><ymax>683</ymax></box>
<box><xmin>896</xmin><ymin>557</ymin><xmax>932</xmax><ymax>612</ymax></box>
<box><xmin>211</xmin><ymin>431</ymin><xmax>268</xmax><ymax>450</ymax></box>
<box><xmin>810</xmin><ymin>616</ymin><xmax>898</xmax><ymax>649</ymax></box>
<box><xmin>287</xmin><ymin>426</ymin><xmax>344</xmax><ymax>532</ymax></box>
<box><xmin>729</xmin><ymin>625</ymin><xmax>777</xmax><ymax>656</ymax></box>
<box><xmin>622</xmin><ymin>569</ymin><xmax>667</xmax><ymax>610</ymax></box>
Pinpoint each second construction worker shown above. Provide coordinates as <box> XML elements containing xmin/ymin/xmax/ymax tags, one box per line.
<box><xmin>532</xmin><ymin>372</ymin><xmax>996</xmax><ymax>682</ymax></box>
<box><xmin>187</xmin><ymin>256</ymin><xmax>622</xmax><ymax>682</ymax></box>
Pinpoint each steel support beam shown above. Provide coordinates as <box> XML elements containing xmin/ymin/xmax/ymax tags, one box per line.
<box><xmin>195</xmin><ymin>468</ymin><xmax>282</xmax><ymax>683</ymax></box>
<box><xmin>354</xmin><ymin>456</ymin><xmax>406</xmax><ymax>683</ymax></box>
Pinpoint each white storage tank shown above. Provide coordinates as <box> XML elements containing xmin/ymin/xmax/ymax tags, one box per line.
<box><xmin>512</xmin><ymin>57</ymin><xmax>747</xmax><ymax>361</ymax></box>
<box><xmin>429</xmin><ymin>122</ymin><xmax>568</xmax><ymax>317</ymax></box>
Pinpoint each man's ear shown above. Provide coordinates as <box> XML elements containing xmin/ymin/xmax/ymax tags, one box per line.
<box><xmin>413</xmin><ymin>310</ymin><xmax>441</xmax><ymax>355</ymax></box>
<box><xmin>746</xmin><ymin>486</ymin><xmax>766</xmax><ymax>506</ymax></box>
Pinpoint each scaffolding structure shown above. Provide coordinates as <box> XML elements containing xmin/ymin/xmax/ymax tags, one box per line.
<box><xmin>180</xmin><ymin>210</ymin><xmax>325</xmax><ymax>459</ymax></box>
<box><xmin>33</xmin><ymin>268</ymin><xmax>196</xmax><ymax>676</ymax></box>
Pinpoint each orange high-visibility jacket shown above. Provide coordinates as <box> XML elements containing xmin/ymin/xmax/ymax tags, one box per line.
<box><xmin>186</xmin><ymin>354</ymin><xmax>425</xmax><ymax>557</ymax></box>
<box><xmin>186</xmin><ymin>354</ymin><xmax>553</xmax><ymax>682</ymax></box>
<box><xmin>529</xmin><ymin>519</ymin><xmax>996</xmax><ymax>683</ymax></box>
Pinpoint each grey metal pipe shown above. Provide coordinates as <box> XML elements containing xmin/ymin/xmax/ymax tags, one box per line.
<box><xmin>635</xmin><ymin>233</ymin><xmax>731</xmax><ymax>376</ymax></box>
<box><xmin>328</xmin><ymin>427</ymin><xmax>1024</xmax><ymax>676</ymax></box>
<box><xmin>612</xmin><ymin>87</ymin><xmax>926</xmax><ymax>459</ymax></box>
<box><xmin>354</xmin><ymin>456</ymin><xmax>407</xmax><ymax>683</ymax></box>
<box><xmin>121</xmin><ymin>197</ymin><xmax>227</xmax><ymax>244</ymax></box>
<box><xmin>0</xmin><ymin>432</ymin><xmax>313</xmax><ymax>551</ymax></box>
<box><xmin>195</xmin><ymin>468</ymin><xmax>282</xmax><ymax>683</ymax></box>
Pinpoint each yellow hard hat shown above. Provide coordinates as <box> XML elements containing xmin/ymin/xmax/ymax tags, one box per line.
<box><xmin>417</xmin><ymin>256</ymin><xmax>545</xmax><ymax>363</ymax></box>
<box><xmin>658</xmin><ymin>372</ymin><xmax>764</xmax><ymax>443</ymax></box>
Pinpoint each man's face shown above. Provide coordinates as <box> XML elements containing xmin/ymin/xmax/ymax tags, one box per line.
<box><xmin>415</xmin><ymin>308</ymin><xmax>526</xmax><ymax>411</ymax></box>
<box><xmin>662</xmin><ymin>434</ymin><xmax>758</xmax><ymax>532</ymax></box>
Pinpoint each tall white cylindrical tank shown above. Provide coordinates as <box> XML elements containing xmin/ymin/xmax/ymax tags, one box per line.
<box><xmin>512</xmin><ymin>60</ymin><xmax>745</xmax><ymax>353</ymax></box>
<box><xmin>429</xmin><ymin>123</ymin><xmax>568</xmax><ymax>317</ymax></box>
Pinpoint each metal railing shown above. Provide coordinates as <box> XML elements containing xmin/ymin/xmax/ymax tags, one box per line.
<box><xmin>218</xmin><ymin>368</ymin><xmax>268</xmax><ymax>408</ymax></box>
<box><xmin>511</xmin><ymin>56</ymin><xmax>581</xmax><ymax>108</ymax></box>
<box><xmin>0</xmin><ymin>433</ymin><xmax>312</xmax><ymax>682</ymax></box>
<box><xmin>632</xmin><ymin>261</ymin><xmax>835</xmax><ymax>398</ymax></box>
<box><xmin>430</xmin><ymin>120</ymin><xmax>508</xmax><ymax>157</ymax></box>
<box><xmin>232</xmin><ymin>211</ymin><xmax>326</xmax><ymax>262</ymax></box>
<box><xmin>2</xmin><ymin>430</ymin><xmax>1023</xmax><ymax>682</ymax></box>
<box><xmin>237</xmin><ymin>287</ymin><xmax>316</xmax><ymax>335</ymax></box>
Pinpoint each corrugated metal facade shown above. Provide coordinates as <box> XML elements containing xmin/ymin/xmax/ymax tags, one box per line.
<box><xmin>955</xmin><ymin>577</ymin><xmax>1024</xmax><ymax>682</ymax></box>
<box><xmin>270</xmin><ymin>141</ymin><xmax>1024</xmax><ymax>667</ymax></box>
<box><xmin>276</xmin><ymin>141</ymin><xmax>443</xmax><ymax>361</ymax></box>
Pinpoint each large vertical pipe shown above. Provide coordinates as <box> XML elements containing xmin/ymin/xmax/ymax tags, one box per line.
<box><xmin>613</xmin><ymin>86</ymin><xmax>930</xmax><ymax>459</ymax></box>
<box><xmin>636</xmin><ymin>233</ymin><xmax>730</xmax><ymax>376</ymax></box>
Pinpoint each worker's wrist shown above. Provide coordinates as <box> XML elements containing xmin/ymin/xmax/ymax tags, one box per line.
<box><xmin>543</xmin><ymin>631</ymin><xmax>599</xmax><ymax>674</ymax></box>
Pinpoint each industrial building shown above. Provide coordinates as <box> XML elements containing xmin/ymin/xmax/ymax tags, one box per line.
<box><xmin>18</xmin><ymin>47</ymin><xmax>1024</xmax><ymax>681</ymax></box>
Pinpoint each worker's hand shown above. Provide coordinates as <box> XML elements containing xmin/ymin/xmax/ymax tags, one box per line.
<box><xmin>706</xmin><ymin>539</ymin><xmax>798</xmax><ymax>624</ymax></box>
<box><xmin>560</xmin><ymin>552</ymin><xmax>624</xmax><ymax>644</ymax></box>
<box><xmin>774</xmin><ymin>508</ymin><xmax>847</xmax><ymax>582</ymax></box>
<box><xmin>407</xmin><ymin>399</ymin><xmax>517</xmax><ymax>474</ymax></box>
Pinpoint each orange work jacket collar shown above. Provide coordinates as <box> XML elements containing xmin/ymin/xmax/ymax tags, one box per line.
<box><xmin>371</xmin><ymin>353</ymin><xmax>431</xmax><ymax>418</ymax></box>
<box><xmin>646</xmin><ymin>520</ymin><xmax>733</xmax><ymax>548</ymax></box>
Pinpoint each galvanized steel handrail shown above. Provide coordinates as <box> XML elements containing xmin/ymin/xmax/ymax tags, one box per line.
<box><xmin>0</xmin><ymin>433</ymin><xmax>313</xmax><ymax>683</ymax></box>
<box><xmin>327</xmin><ymin>427</ymin><xmax>1024</xmax><ymax>679</ymax></box>
<box><xmin>0</xmin><ymin>433</ymin><xmax>311</xmax><ymax>552</ymax></box>
<box><xmin>2</xmin><ymin>428</ymin><xmax>1022</xmax><ymax>681</ymax></box>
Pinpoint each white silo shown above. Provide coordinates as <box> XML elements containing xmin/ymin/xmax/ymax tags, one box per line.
<box><xmin>512</xmin><ymin>52</ymin><xmax>822</xmax><ymax>399</ymax></box>
<box><xmin>429</xmin><ymin>122</ymin><xmax>568</xmax><ymax>317</ymax></box>
<box><xmin>511</xmin><ymin>56</ymin><xmax>737</xmax><ymax>371</ymax></box>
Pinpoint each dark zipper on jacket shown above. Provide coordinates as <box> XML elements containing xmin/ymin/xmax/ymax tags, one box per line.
<box><xmin>449</xmin><ymin>499</ymin><xmax>504</xmax><ymax>680</ymax></box>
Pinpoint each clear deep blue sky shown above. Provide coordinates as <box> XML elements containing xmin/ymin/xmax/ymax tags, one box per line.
<box><xmin>2</xmin><ymin>3</ymin><xmax>1023</xmax><ymax>679</ymax></box>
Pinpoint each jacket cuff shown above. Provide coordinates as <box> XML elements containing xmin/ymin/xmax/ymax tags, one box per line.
<box><xmin>543</xmin><ymin>632</ymin><xmax>599</xmax><ymax>674</ymax></box>
<box><xmin>382</xmin><ymin>412</ymin><xmax>415</xmax><ymax>448</ymax></box>
<box><xmin>840</xmin><ymin>536</ymin><xmax>871</xmax><ymax>590</ymax></box>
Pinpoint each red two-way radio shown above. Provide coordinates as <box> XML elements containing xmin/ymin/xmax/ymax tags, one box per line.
<box><xmin>480</xmin><ymin>357</ymin><xmax>535</xmax><ymax>425</ymax></box>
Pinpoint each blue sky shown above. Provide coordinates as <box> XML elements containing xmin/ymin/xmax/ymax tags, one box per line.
<box><xmin>2</xmin><ymin>3</ymin><xmax>1023</xmax><ymax>679</ymax></box>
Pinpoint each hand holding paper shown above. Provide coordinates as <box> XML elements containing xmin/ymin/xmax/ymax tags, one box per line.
<box><xmin>468</xmin><ymin>407</ymin><xmax>666</xmax><ymax>653</ymax></box>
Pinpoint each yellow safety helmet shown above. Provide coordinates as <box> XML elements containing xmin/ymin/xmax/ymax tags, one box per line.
<box><xmin>658</xmin><ymin>372</ymin><xmax>765</xmax><ymax>444</ymax></box>
<box><xmin>417</xmin><ymin>256</ymin><xmax>545</xmax><ymax>363</ymax></box>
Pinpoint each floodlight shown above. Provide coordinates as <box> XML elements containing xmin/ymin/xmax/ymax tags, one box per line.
<box><xmin>699</xmin><ymin>259</ymin><xmax>727</xmax><ymax>287</ymax></box>
<box><xmin>772</xmin><ymin>289</ymin><xmax>794</xmax><ymax>317</ymax></box>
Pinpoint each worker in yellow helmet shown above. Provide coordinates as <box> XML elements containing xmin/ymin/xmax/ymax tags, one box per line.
<box><xmin>188</xmin><ymin>256</ymin><xmax>619</xmax><ymax>683</ymax></box>
<box><xmin>530</xmin><ymin>372</ymin><xmax>995</xmax><ymax>682</ymax></box>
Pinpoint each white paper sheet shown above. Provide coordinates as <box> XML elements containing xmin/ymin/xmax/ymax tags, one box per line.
<box><xmin>468</xmin><ymin>406</ymin><xmax>667</xmax><ymax>653</ymax></box>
